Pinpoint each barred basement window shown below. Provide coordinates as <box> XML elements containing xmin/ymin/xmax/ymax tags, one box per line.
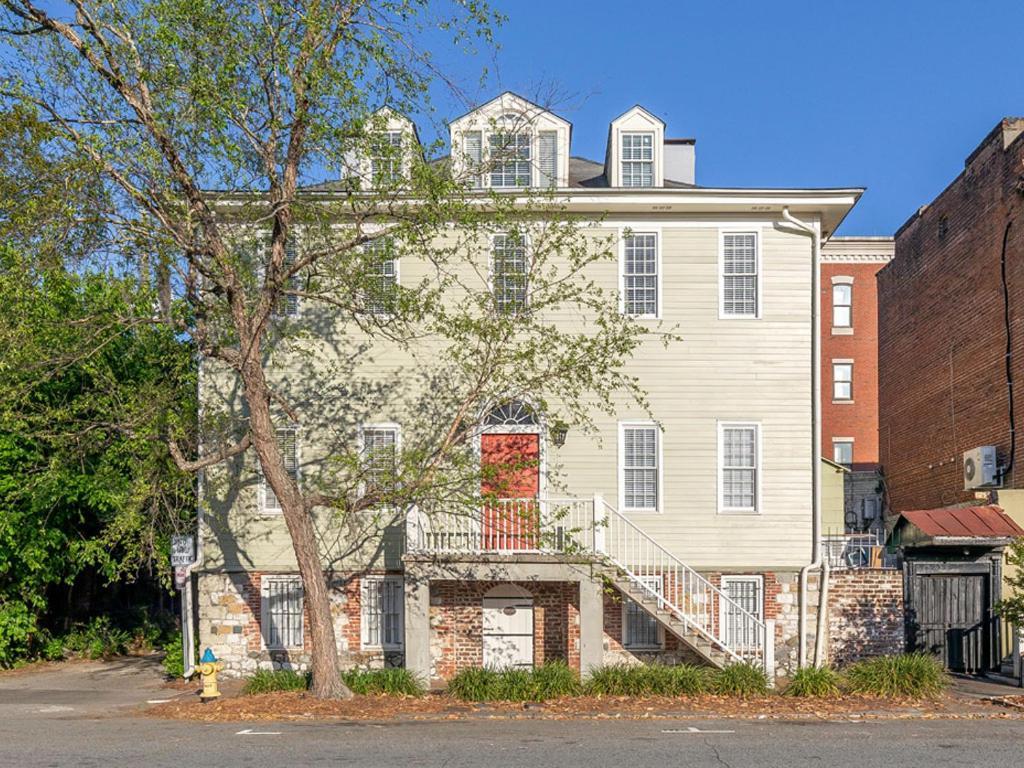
<box><xmin>261</xmin><ymin>427</ymin><xmax>299</xmax><ymax>513</ymax></box>
<box><xmin>361</xmin><ymin>576</ymin><xmax>404</xmax><ymax>649</ymax></box>
<box><xmin>621</xmin><ymin>424</ymin><xmax>659</xmax><ymax>512</ymax></box>
<box><xmin>720</xmin><ymin>423</ymin><xmax>758</xmax><ymax>513</ymax></box>
<box><xmin>721</xmin><ymin>576</ymin><xmax>763</xmax><ymax>648</ymax></box>
<box><xmin>492</xmin><ymin>233</ymin><xmax>528</xmax><ymax>313</ymax></box>
<box><xmin>721</xmin><ymin>232</ymin><xmax>759</xmax><ymax>317</ymax></box>
<box><xmin>262</xmin><ymin>576</ymin><xmax>303</xmax><ymax>649</ymax></box>
<box><xmin>623</xmin><ymin>233</ymin><xmax>658</xmax><ymax>317</ymax></box>
<box><xmin>624</xmin><ymin>575</ymin><xmax>663</xmax><ymax>649</ymax></box>
<box><xmin>621</xmin><ymin>132</ymin><xmax>654</xmax><ymax>187</ymax></box>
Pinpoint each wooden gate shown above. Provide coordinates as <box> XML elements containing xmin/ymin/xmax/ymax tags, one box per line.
<box><xmin>904</xmin><ymin>560</ymin><xmax>999</xmax><ymax>675</ymax></box>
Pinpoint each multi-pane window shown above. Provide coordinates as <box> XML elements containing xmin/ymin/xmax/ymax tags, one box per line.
<box><xmin>273</xmin><ymin>239</ymin><xmax>300</xmax><ymax>317</ymax></box>
<box><xmin>721</xmin><ymin>233</ymin><xmax>759</xmax><ymax>317</ymax></box>
<box><xmin>624</xmin><ymin>576</ymin><xmax>663</xmax><ymax>649</ymax></box>
<box><xmin>489</xmin><ymin>132</ymin><xmax>532</xmax><ymax>188</ymax></box>
<box><xmin>262</xmin><ymin>576</ymin><xmax>303</xmax><ymax>649</ymax></box>
<box><xmin>721</xmin><ymin>576</ymin><xmax>763</xmax><ymax>648</ymax></box>
<box><xmin>833</xmin><ymin>362</ymin><xmax>853</xmax><ymax>400</ymax></box>
<box><xmin>622</xmin><ymin>425</ymin><xmax>659</xmax><ymax>511</ymax></box>
<box><xmin>492</xmin><ymin>233</ymin><xmax>528</xmax><ymax>313</ymax></box>
<box><xmin>361</xmin><ymin>426</ymin><xmax>398</xmax><ymax>495</ymax></box>
<box><xmin>361</xmin><ymin>576</ymin><xmax>404</xmax><ymax>649</ymax></box>
<box><xmin>833</xmin><ymin>440</ymin><xmax>853</xmax><ymax>466</ymax></box>
<box><xmin>621</xmin><ymin>132</ymin><xmax>654</xmax><ymax>187</ymax></box>
<box><xmin>362</xmin><ymin>238</ymin><xmax>398</xmax><ymax>315</ymax></box>
<box><xmin>261</xmin><ymin>427</ymin><xmax>298</xmax><ymax>512</ymax></box>
<box><xmin>721</xmin><ymin>424</ymin><xmax>758</xmax><ymax>512</ymax></box>
<box><xmin>370</xmin><ymin>130</ymin><xmax>402</xmax><ymax>185</ymax></box>
<box><xmin>623</xmin><ymin>233</ymin><xmax>658</xmax><ymax>316</ymax></box>
<box><xmin>832</xmin><ymin>283</ymin><xmax>852</xmax><ymax>328</ymax></box>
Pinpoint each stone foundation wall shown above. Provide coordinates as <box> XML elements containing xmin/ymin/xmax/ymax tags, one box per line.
<box><xmin>826</xmin><ymin>569</ymin><xmax>904</xmax><ymax>666</ymax></box>
<box><xmin>196</xmin><ymin>570</ymin><xmax>397</xmax><ymax>678</ymax></box>
<box><xmin>428</xmin><ymin>581</ymin><xmax>581</xmax><ymax>681</ymax></box>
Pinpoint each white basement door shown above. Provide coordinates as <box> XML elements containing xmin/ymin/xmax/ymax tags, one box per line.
<box><xmin>482</xmin><ymin>594</ymin><xmax>534</xmax><ymax>669</ymax></box>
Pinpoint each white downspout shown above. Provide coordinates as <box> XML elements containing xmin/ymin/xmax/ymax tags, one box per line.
<box><xmin>181</xmin><ymin>356</ymin><xmax>205</xmax><ymax>679</ymax></box>
<box><xmin>780</xmin><ymin>207</ymin><xmax>824</xmax><ymax>669</ymax></box>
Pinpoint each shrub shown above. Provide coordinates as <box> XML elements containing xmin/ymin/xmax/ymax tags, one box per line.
<box><xmin>62</xmin><ymin>617</ymin><xmax>132</xmax><ymax>659</ymax></box>
<box><xmin>242</xmin><ymin>669</ymin><xmax>310</xmax><ymax>695</ymax></box>
<box><xmin>583</xmin><ymin>663</ymin><xmax>713</xmax><ymax>697</ymax></box>
<box><xmin>711</xmin><ymin>662</ymin><xmax>770</xmax><ymax>697</ymax></box>
<box><xmin>529</xmin><ymin>660</ymin><xmax>582</xmax><ymax>699</ymax></box>
<box><xmin>843</xmin><ymin>653</ymin><xmax>948</xmax><ymax>698</ymax></box>
<box><xmin>785</xmin><ymin>666</ymin><xmax>841</xmax><ymax>697</ymax></box>
<box><xmin>495</xmin><ymin>667</ymin><xmax>536</xmax><ymax>701</ymax></box>
<box><xmin>160</xmin><ymin>631</ymin><xmax>186</xmax><ymax>679</ymax></box>
<box><xmin>341</xmin><ymin>668</ymin><xmax>424</xmax><ymax>696</ymax></box>
<box><xmin>447</xmin><ymin>667</ymin><xmax>502</xmax><ymax>701</ymax></box>
<box><xmin>665</xmin><ymin>664</ymin><xmax>715</xmax><ymax>695</ymax></box>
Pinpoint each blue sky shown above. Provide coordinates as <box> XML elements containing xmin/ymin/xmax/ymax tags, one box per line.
<box><xmin>425</xmin><ymin>0</ymin><xmax>1024</xmax><ymax>235</ymax></box>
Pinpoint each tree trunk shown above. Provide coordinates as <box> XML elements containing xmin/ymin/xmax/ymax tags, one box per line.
<box><xmin>244</xmin><ymin>365</ymin><xmax>352</xmax><ymax>700</ymax></box>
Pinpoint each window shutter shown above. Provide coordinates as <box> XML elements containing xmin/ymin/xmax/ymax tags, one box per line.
<box><xmin>262</xmin><ymin>426</ymin><xmax>298</xmax><ymax>512</ymax></box>
<box><xmin>538</xmin><ymin>131</ymin><xmax>558</xmax><ymax>188</ymax></box>
<box><xmin>464</xmin><ymin>131</ymin><xmax>482</xmax><ymax>188</ymax></box>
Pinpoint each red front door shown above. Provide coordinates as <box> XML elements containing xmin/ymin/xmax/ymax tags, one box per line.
<box><xmin>481</xmin><ymin>433</ymin><xmax>540</xmax><ymax>550</ymax></box>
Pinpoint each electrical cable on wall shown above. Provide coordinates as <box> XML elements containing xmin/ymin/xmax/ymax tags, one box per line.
<box><xmin>1000</xmin><ymin>219</ymin><xmax>1016</xmax><ymax>484</ymax></box>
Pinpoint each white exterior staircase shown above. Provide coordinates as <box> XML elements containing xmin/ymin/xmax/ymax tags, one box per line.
<box><xmin>407</xmin><ymin>495</ymin><xmax>773</xmax><ymax>672</ymax></box>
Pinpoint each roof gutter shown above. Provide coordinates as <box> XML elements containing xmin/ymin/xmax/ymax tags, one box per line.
<box><xmin>780</xmin><ymin>206</ymin><xmax>825</xmax><ymax>669</ymax></box>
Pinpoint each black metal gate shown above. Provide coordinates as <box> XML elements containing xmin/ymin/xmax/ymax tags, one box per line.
<box><xmin>904</xmin><ymin>560</ymin><xmax>1000</xmax><ymax>675</ymax></box>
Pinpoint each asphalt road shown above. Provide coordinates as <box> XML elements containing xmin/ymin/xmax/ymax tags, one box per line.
<box><xmin>2</xmin><ymin>659</ymin><xmax>1023</xmax><ymax>767</ymax></box>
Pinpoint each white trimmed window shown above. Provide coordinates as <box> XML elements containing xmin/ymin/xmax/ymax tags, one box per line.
<box><xmin>721</xmin><ymin>232</ymin><xmax>759</xmax><ymax>317</ymax></box>
<box><xmin>273</xmin><ymin>239</ymin><xmax>300</xmax><ymax>318</ymax></box>
<box><xmin>833</xmin><ymin>362</ymin><xmax>853</xmax><ymax>400</ymax></box>
<box><xmin>721</xmin><ymin>575</ymin><xmax>763</xmax><ymax>648</ymax></box>
<box><xmin>361</xmin><ymin>425</ymin><xmax>399</xmax><ymax>495</ymax></box>
<box><xmin>362</xmin><ymin>238</ymin><xmax>398</xmax><ymax>315</ymax></box>
<box><xmin>492</xmin><ymin>233</ymin><xmax>528</xmax><ymax>313</ymax></box>
<box><xmin>261</xmin><ymin>576</ymin><xmax>303</xmax><ymax>649</ymax></box>
<box><xmin>261</xmin><ymin>426</ymin><xmax>299</xmax><ymax>513</ymax></box>
<box><xmin>361</xmin><ymin>576</ymin><xmax>404</xmax><ymax>649</ymax></box>
<box><xmin>623</xmin><ymin>233</ymin><xmax>658</xmax><ymax>317</ymax></box>
<box><xmin>370</xmin><ymin>130</ymin><xmax>403</xmax><ymax>185</ymax></box>
<box><xmin>623</xmin><ymin>575</ymin><xmax>663</xmax><ymax>649</ymax></box>
<box><xmin>832</xmin><ymin>283</ymin><xmax>852</xmax><ymax>328</ymax></box>
<box><xmin>719</xmin><ymin>423</ymin><xmax>759</xmax><ymax>513</ymax></box>
<box><xmin>621</xmin><ymin>132</ymin><xmax>654</xmax><ymax>187</ymax></box>
<box><xmin>489</xmin><ymin>131</ymin><xmax>532</xmax><ymax>188</ymax></box>
<box><xmin>833</xmin><ymin>440</ymin><xmax>853</xmax><ymax>466</ymax></box>
<box><xmin>621</xmin><ymin>424</ymin><xmax>660</xmax><ymax>512</ymax></box>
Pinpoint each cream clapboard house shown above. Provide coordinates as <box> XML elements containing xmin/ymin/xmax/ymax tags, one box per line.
<box><xmin>195</xmin><ymin>92</ymin><xmax>862</xmax><ymax>681</ymax></box>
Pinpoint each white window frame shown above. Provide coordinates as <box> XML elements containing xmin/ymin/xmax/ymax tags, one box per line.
<box><xmin>832</xmin><ymin>437</ymin><xmax>854</xmax><ymax>466</ymax></box>
<box><xmin>370</xmin><ymin>129</ymin><xmax>404</xmax><ymax>186</ymax></box>
<box><xmin>360</xmin><ymin>575</ymin><xmax>405</xmax><ymax>651</ymax></box>
<box><xmin>490</xmin><ymin>232</ymin><xmax>530</xmax><ymax>313</ymax></box>
<box><xmin>717</xmin><ymin>421</ymin><xmax>762</xmax><ymax>515</ymax></box>
<box><xmin>361</xmin><ymin>237</ymin><xmax>400</xmax><ymax>317</ymax></box>
<box><xmin>358</xmin><ymin>423</ymin><xmax>401</xmax><ymax>499</ymax></box>
<box><xmin>622</xmin><ymin>575</ymin><xmax>665</xmax><ymax>650</ymax></box>
<box><xmin>832</xmin><ymin>361</ymin><xmax>853</xmax><ymax>401</ymax></box>
<box><xmin>261</xmin><ymin>575</ymin><xmax>304</xmax><ymax>650</ymax></box>
<box><xmin>720</xmin><ymin>575</ymin><xmax>764</xmax><ymax>648</ymax></box>
<box><xmin>260</xmin><ymin>425</ymin><xmax>300</xmax><ymax>514</ymax></box>
<box><xmin>718</xmin><ymin>230</ymin><xmax>762</xmax><ymax>320</ymax></box>
<box><xmin>618</xmin><ymin>421</ymin><xmax>663</xmax><ymax>514</ymax></box>
<box><xmin>619</xmin><ymin>229</ymin><xmax>661</xmax><ymax>319</ymax></box>
<box><xmin>620</xmin><ymin>131</ymin><xmax>655</xmax><ymax>188</ymax></box>
<box><xmin>488</xmin><ymin>129</ymin><xmax>533</xmax><ymax>189</ymax></box>
<box><xmin>831</xmin><ymin>279</ymin><xmax>853</xmax><ymax>329</ymax></box>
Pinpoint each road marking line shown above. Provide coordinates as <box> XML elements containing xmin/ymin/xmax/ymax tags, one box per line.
<box><xmin>36</xmin><ymin>705</ymin><xmax>75</xmax><ymax>713</ymax></box>
<box><xmin>661</xmin><ymin>727</ymin><xmax>735</xmax><ymax>734</ymax></box>
<box><xmin>236</xmin><ymin>728</ymin><xmax>282</xmax><ymax>736</ymax></box>
<box><xmin>146</xmin><ymin>699</ymin><xmax>172</xmax><ymax>704</ymax></box>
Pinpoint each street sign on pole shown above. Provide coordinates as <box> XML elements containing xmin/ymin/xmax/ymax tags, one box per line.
<box><xmin>174</xmin><ymin>566</ymin><xmax>189</xmax><ymax>590</ymax></box>
<box><xmin>171</xmin><ymin>534</ymin><xmax>195</xmax><ymax>568</ymax></box>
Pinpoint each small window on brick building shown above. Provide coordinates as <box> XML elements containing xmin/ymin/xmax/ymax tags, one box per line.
<box><xmin>361</xmin><ymin>576</ymin><xmax>404</xmax><ymax>650</ymax></box>
<box><xmin>721</xmin><ymin>576</ymin><xmax>764</xmax><ymax>648</ymax></box>
<box><xmin>261</xmin><ymin>576</ymin><xmax>303</xmax><ymax>649</ymax></box>
<box><xmin>623</xmin><ymin>575</ymin><xmax>663</xmax><ymax>649</ymax></box>
<box><xmin>832</xmin><ymin>362</ymin><xmax>853</xmax><ymax>401</ymax></box>
<box><xmin>938</xmin><ymin>215</ymin><xmax>949</xmax><ymax>241</ymax></box>
<box><xmin>833</xmin><ymin>440</ymin><xmax>853</xmax><ymax>466</ymax></box>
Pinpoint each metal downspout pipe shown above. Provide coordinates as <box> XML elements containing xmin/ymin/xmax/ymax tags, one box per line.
<box><xmin>780</xmin><ymin>207</ymin><xmax>825</xmax><ymax>669</ymax></box>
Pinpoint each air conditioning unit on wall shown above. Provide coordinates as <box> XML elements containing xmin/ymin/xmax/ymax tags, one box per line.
<box><xmin>963</xmin><ymin>446</ymin><xmax>999</xmax><ymax>490</ymax></box>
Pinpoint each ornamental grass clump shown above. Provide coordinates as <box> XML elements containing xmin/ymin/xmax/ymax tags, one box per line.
<box><xmin>242</xmin><ymin>669</ymin><xmax>309</xmax><ymax>695</ymax></box>
<box><xmin>784</xmin><ymin>666</ymin><xmax>841</xmax><ymax>697</ymax></box>
<box><xmin>711</xmin><ymin>662</ymin><xmax>770</xmax><ymax>697</ymax></box>
<box><xmin>447</xmin><ymin>662</ymin><xmax>583</xmax><ymax>701</ymax></box>
<box><xmin>529</xmin><ymin>660</ymin><xmax>582</xmax><ymax>699</ymax></box>
<box><xmin>446</xmin><ymin>667</ymin><xmax>502</xmax><ymax>701</ymax></box>
<box><xmin>583</xmin><ymin>663</ymin><xmax>714</xmax><ymax>697</ymax></box>
<box><xmin>843</xmin><ymin>653</ymin><xmax>948</xmax><ymax>698</ymax></box>
<box><xmin>341</xmin><ymin>668</ymin><xmax>425</xmax><ymax>696</ymax></box>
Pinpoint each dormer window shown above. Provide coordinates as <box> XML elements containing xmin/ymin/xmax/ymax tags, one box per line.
<box><xmin>489</xmin><ymin>129</ymin><xmax>532</xmax><ymax>188</ymax></box>
<box><xmin>371</xmin><ymin>131</ymin><xmax>403</xmax><ymax>185</ymax></box>
<box><xmin>621</xmin><ymin>132</ymin><xmax>654</xmax><ymax>187</ymax></box>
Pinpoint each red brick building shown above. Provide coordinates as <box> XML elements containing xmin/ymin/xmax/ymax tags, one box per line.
<box><xmin>821</xmin><ymin>237</ymin><xmax>893</xmax><ymax>531</ymax></box>
<box><xmin>878</xmin><ymin>118</ymin><xmax>1024</xmax><ymax>515</ymax></box>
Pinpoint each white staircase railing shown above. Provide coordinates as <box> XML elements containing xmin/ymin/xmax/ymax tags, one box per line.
<box><xmin>406</xmin><ymin>495</ymin><xmax>770</xmax><ymax>670</ymax></box>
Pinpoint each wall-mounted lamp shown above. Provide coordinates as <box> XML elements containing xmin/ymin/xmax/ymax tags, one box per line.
<box><xmin>550</xmin><ymin>420</ymin><xmax>569</xmax><ymax>448</ymax></box>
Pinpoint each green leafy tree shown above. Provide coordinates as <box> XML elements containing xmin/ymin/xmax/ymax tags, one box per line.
<box><xmin>0</xmin><ymin>1</ymin><xmax>663</xmax><ymax>697</ymax></box>
<box><xmin>997</xmin><ymin>538</ymin><xmax>1024</xmax><ymax>626</ymax></box>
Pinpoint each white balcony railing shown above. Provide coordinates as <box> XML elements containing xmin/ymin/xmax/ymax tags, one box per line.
<box><xmin>407</xmin><ymin>495</ymin><xmax>769</xmax><ymax>669</ymax></box>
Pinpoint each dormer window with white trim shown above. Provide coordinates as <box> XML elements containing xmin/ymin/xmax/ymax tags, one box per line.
<box><xmin>370</xmin><ymin>130</ymin><xmax>403</xmax><ymax>186</ymax></box>
<box><xmin>489</xmin><ymin>121</ymin><xmax>532</xmax><ymax>188</ymax></box>
<box><xmin>621</xmin><ymin>133</ymin><xmax>654</xmax><ymax>187</ymax></box>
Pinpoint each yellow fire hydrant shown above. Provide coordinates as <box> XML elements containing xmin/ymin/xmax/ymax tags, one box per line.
<box><xmin>198</xmin><ymin>648</ymin><xmax>223</xmax><ymax>702</ymax></box>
